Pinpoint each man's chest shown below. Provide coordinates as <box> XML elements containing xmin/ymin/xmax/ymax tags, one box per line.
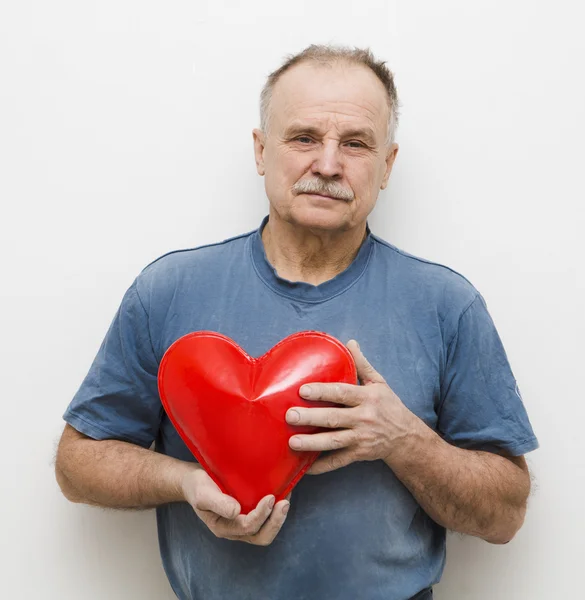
<box><xmin>154</xmin><ymin>287</ymin><xmax>445</xmax><ymax>431</ymax></box>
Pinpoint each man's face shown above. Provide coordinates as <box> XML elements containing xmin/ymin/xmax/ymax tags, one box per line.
<box><xmin>253</xmin><ymin>62</ymin><xmax>398</xmax><ymax>232</ymax></box>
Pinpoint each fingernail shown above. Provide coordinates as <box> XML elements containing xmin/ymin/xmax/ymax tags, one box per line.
<box><xmin>287</xmin><ymin>409</ymin><xmax>300</xmax><ymax>423</ymax></box>
<box><xmin>268</xmin><ymin>496</ymin><xmax>275</xmax><ymax>509</ymax></box>
<box><xmin>282</xmin><ymin>503</ymin><xmax>290</xmax><ymax>516</ymax></box>
<box><xmin>300</xmin><ymin>385</ymin><xmax>312</xmax><ymax>398</ymax></box>
<box><xmin>290</xmin><ymin>437</ymin><xmax>302</xmax><ymax>450</ymax></box>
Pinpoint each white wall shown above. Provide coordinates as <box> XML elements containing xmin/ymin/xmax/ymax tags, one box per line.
<box><xmin>2</xmin><ymin>1</ymin><xmax>583</xmax><ymax>598</ymax></box>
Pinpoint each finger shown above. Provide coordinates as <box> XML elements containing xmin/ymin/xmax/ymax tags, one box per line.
<box><xmin>218</xmin><ymin>494</ymin><xmax>275</xmax><ymax>537</ymax></box>
<box><xmin>289</xmin><ymin>429</ymin><xmax>355</xmax><ymax>452</ymax></box>
<box><xmin>299</xmin><ymin>382</ymin><xmax>363</xmax><ymax>406</ymax></box>
<box><xmin>285</xmin><ymin>406</ymin><xmax>355</xmax><ymax>428</ymax></box>
<box><xmin>195</xmin><ymin>486</ymin><xmax>241</xmax><ymax>520</ymax></box>
<box><xmin>346</xmin><ymin>340</ymin><xmax>385</xmax><ymax>385</ymax></box>
<box><xmin>307</xmin><ymin>449</ymin><xmax>357</xmax><ymax>475</ymax></box>
<box><xmin>248</xmin><ymin>499</ymin><xmax>290</xmax><ymax>545</ymax></box>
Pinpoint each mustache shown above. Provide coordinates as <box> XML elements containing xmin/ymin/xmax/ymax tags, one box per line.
<box><xmin>291</xmin><ymin>178</ymin><xmax>354</xmax><ymax>202</ymax></box>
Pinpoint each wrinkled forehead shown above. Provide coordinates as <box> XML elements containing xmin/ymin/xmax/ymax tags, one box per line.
<box><xmin>268</xmin><ymin>62</ymin><xmax>390</xmax><ymax>141</ymax></box>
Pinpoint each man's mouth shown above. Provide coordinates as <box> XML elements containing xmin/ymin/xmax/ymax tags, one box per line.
<box><xmin>304</xmin><ymin>192</ymin><xmax>347</xmax><ymax>202</ymax></box>
<box><xmin>309</xmin><ymin>192</ymin><xmax>336</xmax><ymax>199</ymax></box>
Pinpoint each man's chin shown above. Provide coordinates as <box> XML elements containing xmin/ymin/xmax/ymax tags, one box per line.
<box><xmin>285</xmin><ymin>206</ymin><xmax>352</xmax><ymax>232</ymax></box>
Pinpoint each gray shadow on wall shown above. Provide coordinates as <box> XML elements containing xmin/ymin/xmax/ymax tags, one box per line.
<box><xmin>434</xmin><ymin>532</ymin><xmax>530</xmax><ymax>600</ymax></box>
<box><xmin>52</xmin><ymin>501</ymin><xmax>176</xmax><ymax>600</ymax></box>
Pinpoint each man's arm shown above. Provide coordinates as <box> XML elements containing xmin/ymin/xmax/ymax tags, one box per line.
<box><xmin>55</xmin><ymin>424</ymin><xmax>190</xmax><ymax>508</ymax></box>
<box><xmin>382</xmin><ymin>423</ymin><xmax>530</xmax><ymax>544</ymax></box>
<box><xmin>285</xmin><ymin>340</ymin><xmax>532</xmax><ymax>545</ymax></box>
<box><xmin>55</xmin><ymin>424</ymin><xmax>290</xmax><ymax>545</ymax></box>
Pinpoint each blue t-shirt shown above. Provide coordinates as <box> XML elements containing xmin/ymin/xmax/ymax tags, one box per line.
<box><xmin>64</xmin><ymin>217</ymin><xmax>538</xmax><ymax>600</ymax></box>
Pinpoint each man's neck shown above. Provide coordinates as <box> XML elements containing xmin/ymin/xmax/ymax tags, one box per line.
<box><xmin>261</xmin><ymin>212</ymin><xmax>367</xmax><ymax>286</ymax></box>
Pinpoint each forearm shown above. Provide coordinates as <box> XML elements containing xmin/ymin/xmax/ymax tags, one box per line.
<box><xmin>384</xmin><ymin>418</ymin><xmax>530</xmax><ymax>544</ymax></box>
<box><xmin>56</xmin><ymin>429</ymin><xmax>198</xmax><ymax>509</ymax></box>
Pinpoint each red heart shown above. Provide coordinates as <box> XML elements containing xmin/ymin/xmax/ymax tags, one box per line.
<box><xmin>157</xmin><ymin>331</ymin><xmax>357</xmax><ymax>513</ymax></box>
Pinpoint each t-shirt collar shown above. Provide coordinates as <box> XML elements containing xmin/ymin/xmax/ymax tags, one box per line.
<box><xmin>250</xmin><ymin>215</ymin><xmax>374</xmax><ymax>303</ymax></box>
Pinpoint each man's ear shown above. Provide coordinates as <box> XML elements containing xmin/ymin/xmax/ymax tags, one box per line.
<box><xmin>380</xmin><ymin>143</ymin><xmax>399</xmax><ymax>190</ymax></box>
<box><xmin>252</xmin><ymin>129</ymin><xmax>266</xmax><ymax>176</ymax></box>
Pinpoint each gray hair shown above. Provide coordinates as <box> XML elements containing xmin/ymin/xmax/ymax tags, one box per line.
<box><xmin>260</xmin><ymin>44</ymin><xmax>400</xmax><ymax>145</ymax></box>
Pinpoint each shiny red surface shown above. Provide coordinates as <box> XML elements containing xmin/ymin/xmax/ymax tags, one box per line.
<box><xmin>157</xmin><ymin>331</ymin><xmax>357</xmax><ymax>513</ymax></box>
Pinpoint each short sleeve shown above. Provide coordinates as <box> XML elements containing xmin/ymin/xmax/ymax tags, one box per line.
<box><xmin>437</xmin><ymin>295</ymin><xmax>539</xmax><ymax>456</ymax></box>
<box><xmin>63</xmin><ymin>280</ymin><xmax>162</xmax><ymax>448</ymax></box>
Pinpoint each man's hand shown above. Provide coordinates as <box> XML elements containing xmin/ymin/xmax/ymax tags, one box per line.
<box><xmin>286</xmin><ymin>339</ymin><xmax>419</xmax><ymax>474</ymax></box>
<box><xmin>181</xmin><ymin>466</ymin><xmax>290</xmax><ymax>546</ymax></box>
<box><xmin>285</xmin><ymin>340</ymin><xmax>532</xmax><ymax>544</ymax></box>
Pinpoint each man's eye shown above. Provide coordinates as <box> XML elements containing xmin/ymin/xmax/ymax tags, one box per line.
<box><xmin>295</xmin><ymin>136</ymin><xmax>313</xmax><ymax>144</ymax></box>
<box><xmin>345</xmin><ymin>140</ymin><xmax>365</xmax><ymax>148</ymax></box>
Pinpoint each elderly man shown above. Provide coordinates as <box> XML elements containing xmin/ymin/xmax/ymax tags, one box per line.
<box><xmin>55</xmin><ymin>45</ymin><xmax>538</xmax><ymax>600</ymax></box>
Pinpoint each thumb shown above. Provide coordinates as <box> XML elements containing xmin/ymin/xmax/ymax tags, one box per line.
<box><xmin>346</xmin><ymin>340</ymin><xmax>385</xmax><ymax>385</ymax></box>
<box><xmin>209</xmin><ymin>492</ymin><xmax>241</xmax><ymax>520</ymax></box>
<box><xmin>215</xmin><ymin>494</ymin><xmax>241</xmax><ymax>520</ymax></box>
<box><xmin>197</xmin><ymin>483</ymin><xmax>241</xmax><ymax>519</ymax></box>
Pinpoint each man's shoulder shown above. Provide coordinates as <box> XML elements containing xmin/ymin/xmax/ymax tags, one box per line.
<box><xmin>371</xmin><ymin>233</ymin><xmax>480</xmax><ymax>309</ymax></box>
<box><xmin>144</xmin><ymin>229</ymin><xmax>253</xmax><ymax>273</ymax></box>
<box><xmin>134</xmin><ymin>228</ymin><xmax>255</xmax><ymax>296</ymax></box>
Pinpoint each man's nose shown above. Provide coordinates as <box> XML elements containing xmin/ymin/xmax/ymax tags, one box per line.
<box><xmin>311</xmin><ymin>141</ymin><xmax>343</xmax><ymax>179</ymax></box>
